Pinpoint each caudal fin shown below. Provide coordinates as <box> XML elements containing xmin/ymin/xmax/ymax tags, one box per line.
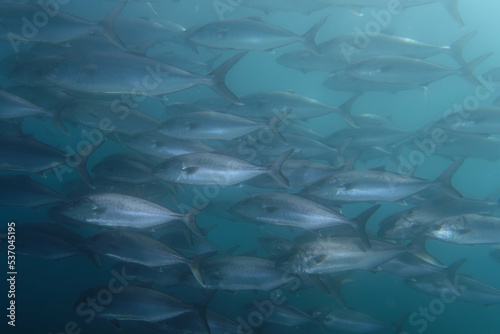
<box><xmin>208</xmin><ymin>52</ymin><xmax>247</xmax><ymax>105</ymax></box>
<box><xmin>408</xmin><ymin>235</ymin><xmax>443</xmax><ymax>267</ymax></box>
<box><xmin>440</xmin><ymin>0</ymin><xmax>465</xmax><ymax>27</ymax></box>
<box><xmin>448</xmin><ymin>31</ymin><xmax>477</xmax><ymax>65</ymax></box>
<box><xmin>444</xmin><ymin>258</ymin><xmax>468</xmax><ymax>295</ymax></box>
<box><xmin>460</xmin><ymin>52</ymin><xmax>493</xmax><ymax>85</ymax></box>
<box><xmin>70</xmin><ymin>138</ymin><xmax>105</xmax><ymax>188</ymax></box>
<box><xmin>301</xmin><ymin>16</ymin><xmax>328</xmax><ymax>53</ymax></box>
<box><xmin>183</xmin><ymin>208</ymin><xmax>205</xmax><ymax>239</ymax></box>
<box><xmin>436</xmin><ymin>157</ymin><xmax>465</xmax><ymax>199</ymax></box>
<box><xmin>192</xmin><ymin>290</ymin><xmax>217</xmax><ymax>334</ymax></box>
<box><xmin>338</xmin><ymin>94</ymin><xmax>360</xmax><ymax>128</ymax></box>
<box><xmin>188</xmin><ymin>251</ymin><xmax>218</xmax><ymax>288</ymax></box>
<box><xmin>352</xmin><ymin>205</ymin><xmax>380</xmax><ymax>250</ymax></box>
<box><xmin>267</xmin><ymin>149</ymin><xmax>294</xmax><ymax>188</ymax></box>
<box><xmin>97</xmin><ymin>2</ymin><xmax>126</xmax><ymax>49</ymax></box>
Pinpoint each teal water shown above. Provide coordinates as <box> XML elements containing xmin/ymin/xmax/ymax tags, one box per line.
<box><xmin>1</xmin><ymin>1</ymin><xmax>500</xmax><ymax>334</ymax></box>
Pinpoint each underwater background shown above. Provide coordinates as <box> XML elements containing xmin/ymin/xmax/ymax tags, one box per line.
<box><xmin>1</xmin><ymin>0</ymin><xmax>500</xmax><ymax>333</ymax></box>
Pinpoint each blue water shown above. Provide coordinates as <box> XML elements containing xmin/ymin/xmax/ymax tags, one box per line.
<box><xmin>2</xmin><ymin>0</ymin><xmax>500</xmax><ymax>333</ymax></box>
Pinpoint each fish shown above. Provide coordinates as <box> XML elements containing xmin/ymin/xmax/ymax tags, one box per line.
<box><xmin>409</xmin><ymin>131</ymin><xmax>500</xmax><ymax>161</ymax></box>
<box><xmin>54</xmin><ymin>192</ymin><xmax>203</xmax><ymax>236</ymax></box>
<box><xmin>428</xmin><ymin>108</ymin><xmax>500</xmax><ymax>134</ymax></box>
<box><xmin>186</xmin><ymin>17</ymin><xmax>327</xmax><ymax>52</ymax></box>
<box><xmin>276</xmin><ymin>49</ymin><xmax>347</xmax><ymax>73</ymax></box>
<box><xmin>317</xmin><ymin>0</ymin><xmax>464</xmax><ymax>26</ymax></box>
<box><xmin>378</xmin><ymin>197</ymin><xmax>500</xmax><ymax>240</ymax></box>
<box><xmin>152</xmin><ymin>149</ymin><xmax>293</xmax><ymax>187</ymax></box>
<box><xmin>0</xmin><ymin>175</ymin><xmax>66</xmax><ymax>208</ymax></box>
<box><xmin>301</xmin><ymin>159</ymin><xmax>463</xmax><ymax>204</ymax></box>
<box><xmin>423</xmin><ymin>214</ymin><xmax>500</xmax><ymax>245</ymax></box>
<box><xmin>277</xmin><ymin>234</ymin><xmax>441</xmax><ymax>275</ymax></box>
<box><xmin>42</xmin><ymin>50</ymin><xmax>247</xmax><ymax>104</ymax></box>
<box><xmin>60</xmin><ymin>100</ymin><xmax>161</xmax><ymax>136</ymax></box>
<box><xmin>0</xmin><ymin>89</ymin><xmax>66</xmax><ymax>133</ymax></box>
<box><xmin>244</xmin><ymin>300</ymin><xmax>324</xmax><ymax>330</ymax></box>
<box><xmin>323</xmin><ymin>70</ymin><xmax>420</xmax><ymax>93</ymax></box>
<box><xmin>258</xmin><ymin>236</ymin><xmax>295</xmax><ymax>257</ymax></box>
<box><xmin>343</xmin><ymin>54</ymin><xmax>491</xmax><ymax>87</ymax></box>
<box><xmin>123</xmin><ymin>131</ymin><xmax>214</xmax><ymax>159</ymax></box>
<box><xmin>378</xmin><ymin>254</ymin><xmax>466</xmax><ymax>279</ymax></box>
<box><xmin>150</xmin><ymin>52</ymin><xmax>220</xmax><ymax>74</ymax></box>
<box><xmin>231</xmin><ymin>193</ymin><xmax>374</xmax><ymax>248</ymax></box>
<box><xmin>91</xmin><ymin>154</ymin><xmax>158</xmax><ymax>184</ymax></box>
<box><xmin>112</xmin><ymin>262</ymin><xmax>191</xmax><ymax>288</ymax></box>
<box><xmin>85</xmin><ymin>229</ymin><xmax>194</xmax><ymax>267</ymax></box>
<box><xmin>240</xmin><ymin>0</ymin><xmax>329</xmax><ymax>14</ymax></box>
<box><xmin>153</xmin><ymin>309</ymin><xmax>240</xmax><ymax>334</ymax></box>
<box><xmin>16</xmin><ymin>223</ymin><xmax>96</xmax><ymax>267</ymax></box>
<box><xmin>0</xmin><ymin>89</ymin><xmax>54</xmax><ymax>119</ymax></box>
<box><xmin>227</xmin><ymin>90</ymin><xmax>352</xmax><ymax>122</ymax></box>
<box><xmin>326</xmin><ymin>125</ymin><xmax>416</xmax><ymax>149</ymax></box>
<box><xmin>157</xmin><ymin>110</ymin><xmax>287</xmax><ymax>142</ymax></box>
<box><xmin>0</xmin><ymin>3</ymin><xmax>125</xmax><ymax>50</ymax></box>
<box><xmin>74</xmin><ymin>285</ymin><xmax>212</xmax><ymax>332</ymax></box>
<box><xmin>405</xmin><ymin>274</ymin><xmax>500</xmax><ymax>306</ymax></box>
<box><xmin>244</xmin><ymin>159</ymin><xmax>338</xmax><ymax>189</ymax></box>
<box><xmin>241</xmin><ymin>133</ymin><xmax>339</xmax><ymax>160</ymax></box>
<box><xmin>317</xmin><ymin>307</ymin><xmax>395</xmax><ymax>333</ymax></box>
<box><xmin>190</xmin><ymin>255</ymin><xmax>294</xmax><ymax>291</ymax></box>
<box><xmin>0</xmin><ymin>135</ymin><xmax>101</xmax><ymax>186</ymax></box>
<box><xmin>319</xmin><ymin>31</ymin><xmax>476</xmax><ymax>65</ymax></box>
<box><xmin>114</xmin><ymin>16</ymin><xmax>185</xmax><ymax>47</ymax></box>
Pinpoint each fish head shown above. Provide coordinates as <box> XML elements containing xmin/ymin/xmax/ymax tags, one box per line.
<box><xmin>231</xmin><ymin>196</ymin><xmax>266</xmax><ymax>218</ymax></box>
<box><xmin>425</xmin><ymin>215</ymin><xmax>465</xmax><ymax>240</ymax></box>
<box><xmin>152</xmin><ymin>159</ymin><xmax>185</xmax><ymax>182</ymax></box>
<box><xmin>275</xmin><ymin>249</ymin><xmax>309</xmax><ymax>275</ymax></box>
<box><xmin>153</xmin><ymin>157</ymin><xmax>203</xmax><ymax>183</ymax></box>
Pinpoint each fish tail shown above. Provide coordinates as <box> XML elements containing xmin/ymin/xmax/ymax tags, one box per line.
<box><xmin>207</xmin><ymin>52</ymin><xmax>247</xmax><ymax>105</ymax></box>
<box><xmin>338</xmin><ymin>94</ymin><xmax>360</xmax><ymax>128</ymax></box>
<box><xmin>83</xmin><ymin>250</ymin><xmax>100</xmax><ymax>269</ymax></box>
<box><xmin>188</xmin><ymin>251</ymin><xmax>218</xmax><ymax>288</ymax></box>
<box><xmin>97</xmin><ymin>2</ymin><xmax>127</xmax><ymax>49</ymax></box>
<box><xmin>71</xmin><ymin>138</ymin><xmax>104</xmax><ymax>189</ymax></box>
<box><xmin>439</xmin><ymin>0</ymin><xmax>465</xmax><ymax>27</ymax></box>
<box><xmin>391</xmin><ymin>312</ymin><xmax>409</xmax><ymax>334</ymax></box>
<box><xmin>192</xmin><ymin>290</ymin><xmax>217</xmax><ymax>334</ymax></box>
<box><xmin>436</xmin><ymin>157</ymin><xmax>466</xmax><ymax>199</ymax></box>
<box><xmin>47</xmin><ymin>108</ymin><xmax>68</xmax><ymax>135</ymax></box>
<box><xmin>183</xmin><ymin>208</ymin><xmax>205</xmax><ymax>239</ymax></box>
<box><xmin>267</xmin><ymin>149</ymin><xmax>294</xmax><ymax>188</ymax></box>
<box><xmin>352</xmin><ymin>205</ymin><xmax>381</xmax><ymax>250</ymax></box>
<box><xmin>301</xmin><ymin>16</ymin><xmax>328</xmax><ymax>53</ymax></box>
<box><xmin>408</xmin><ymin>235</ymin><xmax>443</xmax><ymax>267</ymax></box>
<box><xmin>445</xmin><ymin>258</ymin><xmax>468</xmax><ymax>294</ymax></box>
<box><xmin>460</xmin><ymin>52</ymin><xmax>493</xmax><ymax>85</ymax></box>
<box><xmin>448</xmin><ymin>31</ymin><xmax>477</xmax><ymax>65</ymax></box>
